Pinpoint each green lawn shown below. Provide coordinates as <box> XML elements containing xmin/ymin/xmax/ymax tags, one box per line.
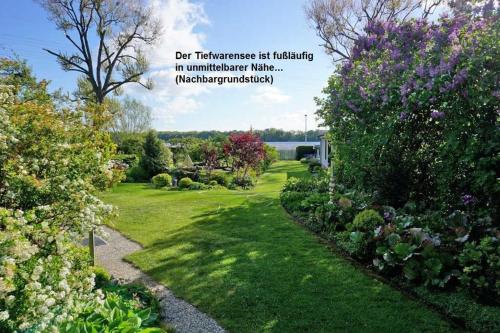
<box><xmin>101</xmin><ymin>161</ymin><xmax>455</xmax><ymax>333</ymax></box>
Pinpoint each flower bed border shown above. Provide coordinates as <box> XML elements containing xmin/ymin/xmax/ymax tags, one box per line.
<box><xmin>282</xmin><ymin>207</ymin><xmax>500</xmax><ymax>333</ymax></box>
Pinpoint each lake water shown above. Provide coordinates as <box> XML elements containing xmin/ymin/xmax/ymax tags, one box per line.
<box><xmin>266</xmin><ymin>141</ymin><xmax>319</xmax><ymax>150</ymax></box>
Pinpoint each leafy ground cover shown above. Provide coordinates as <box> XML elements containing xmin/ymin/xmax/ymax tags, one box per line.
<box><xmin>101</xmin><ymin>161</ymin><xmax>456</xmax><ymax>333</ymax></box>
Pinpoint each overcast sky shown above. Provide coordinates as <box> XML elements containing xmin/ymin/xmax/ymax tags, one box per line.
<box><xmin>1</xmin><ymin>0</ymin><xmax>336</xmax><ymax>131</ymax></box>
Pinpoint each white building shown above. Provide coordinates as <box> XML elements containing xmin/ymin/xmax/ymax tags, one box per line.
<box><xmin>316</xmin><ymin>134</ymin><xmax>329</xmax><ymax>168</ymax></box>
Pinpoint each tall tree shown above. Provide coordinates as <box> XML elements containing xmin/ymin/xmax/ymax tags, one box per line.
<box><xmin>110</xmin><ymin>96</ymin><xmax>152</xmax><ymax>133</ymax></box>
<box><xmin>37</xmin><ymin>0</ymin><xmax>161</xmax><ymax>103</ymax></box>
<box><xmin>140</xmin><ymin>130</ymin><xmax>173</xmax><ymax>179</ymax></box>
<box><xmin>305</xmin><ymin>0</ymin><xmax>443</xmax><ymax>61</ymax></box>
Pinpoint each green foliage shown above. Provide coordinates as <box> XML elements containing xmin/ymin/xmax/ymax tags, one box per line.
<box><xmin>208</xmin><ymin>170</ymin><xmax>231</xmax><ymax>186</ymax></box>
<box><xmin>93</xmin><ymin>266</ymin><xmax>112</xmax><ymax>287</ymax></box>
<box><xmin>57</xmin><ymin>278</ymin><xmax>166</xmax><ymax>332</ymax></box>
<box><xmin>280</xmin><ymin>168</ymin><xmax>498</xmax><ymax>328</ymax></box>
<box><xmin>282</xmin><ymin>176</ymin><xmax>330</xmax><ymax>193</ymax></box>
<box><xmin>295</xmin><ymin>146</ymin><xmax>315</xmax><ymax>160</ymax></box>
<box><xmin>208</xmin><ymin>180</ymin><xmax>218</xmax><ymax>186</ymax></box>
<box><xmin>98</xmin><ymin>283</ymin><xmax>161</xmax><ymax>318</ymax></box>
<box><xmin>0</xmin><ymin>57</ymin><xmax>51</xmax><ymax>103</ymax></box>
<box><xmin>188</xmin><ymin>182</ymin><xmax>209</xmax><ymax>190</ymax></box>
<box><xmin>352</xmin><ymin>209</ymin><xmax>384</xmax><ymax>232</ymax></box>
<box><xmin>458</xmin><ymin>237</ymin><xmax>499</xmax><ymax>302</ymax></box>
<box><xmin>175</xmin><ymin>151</ymin><xmax>194</xmax><ymax>168</ymax></box>
<box><xmin>260</xmin><ymin>144</ymin><xmax>279</xmax><ymax>171</ymax></box>
<box><xmin>412</xmin><ymin>286</ymin><xmax>500</xmax><ymax>333</ymax></box>
<box><xmin>168</xmin><ymin>137</ymin><xmax>205</xmax><ymax>162</ymax></box>
<box><xmin>140</xmin><ymin>131</ymin><xmax>173</xmax><ymax>179</ymax></box>
<box><xmin>332</xmin><ymin>230</ymin><xmax>372</xmax><ymax>259</ymax></box>
<box><xmin>371</xmin><ymin>217</ymin><xmax>457</xmax><ymax>289</ymax></box>
<box><xmin>58</xmin><ymin>293</ymin><xmax>165</xmax><ymax>333</ymax></box>
<box><xmin>307</xmin><ymin>159</ymin><xmax>322</xmax><ymax>173</ymax></box>
<box><xmin>0</xmin><ymin>61</ymin><xmax>115</xmax><ymax>330</ymax></box>
<box><xmin>170</xmin><ymin>167</ymin><xmax>200</xmax><ymax>183</ymax></box>
<box><xmin>300</xmin><ymin>192</ymin><xmax>330</xmax><ymax>212</ymax></box>
<box><xmin>127</xmin><ymin>165</ymin><xmax>149</xmax><ymax>183</ymax></box>
<box><xmin>158</xmin><ymin>129</ymin><xmax>325</xmax><ymax>142</ymax></box>
<box><xmin>317</xmin><ymin>16</ymin><xmax>499</xmax><ymax>216</ymax></box>
<box><xmin>113</xmin><ymin>154</ymin><xmax>138</xmax><ymax>166</ymax></box>
<box><xmin>121</xmin><ymin>137</ymin><xmax>144</xmax><ymax>155</ymax></box>
<box><xmin>230</xmin><ymin>175</ymin><xmax>256</xmax><ymax>189</ymax></box>
<box><xmin>178</xmin><ymin>177</ymin><xmax>193</xmax><ymax>189</ymax></box>
<box><xmin>112</xmin><ymin>132</ymin><xmax>145</xmax><ymax>155</ymax></box>
<box><xmin>152</xmin><ymin>173</ymin><xmax>172</xmax><ymax>188</ymax></box>
<box><xmin>280</xmin><ymin>191</ymin><xmax>310</xmax><ymax>213</ymax></box>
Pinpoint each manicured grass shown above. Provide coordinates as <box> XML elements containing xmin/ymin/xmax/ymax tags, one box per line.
<box><xmin>101</xmin><ymin>161</ymin><xmax>455</xmax><ymax>332</ymax></box>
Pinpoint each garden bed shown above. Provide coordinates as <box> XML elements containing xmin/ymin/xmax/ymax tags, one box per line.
<box><xmin>284</xmin><ymin>207</ymin><xmax>500</xmax><ymax>333</ymax></box>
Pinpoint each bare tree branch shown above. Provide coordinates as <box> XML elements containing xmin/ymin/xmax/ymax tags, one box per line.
<box><xmin>305</xmin><ymin>0</ymin><xmax>444</xmax><ymax>62</ymax></box>
<box><xmin>36</xmin><ymin>0</ymin><xmax>161</xmax><ymax>104</ymax></box>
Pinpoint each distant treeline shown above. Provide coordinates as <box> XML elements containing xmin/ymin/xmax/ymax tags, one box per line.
<box><xmin>158</xmin><ymin>129</ymin><xmax>326</xmax><ymax>142</ymax></box>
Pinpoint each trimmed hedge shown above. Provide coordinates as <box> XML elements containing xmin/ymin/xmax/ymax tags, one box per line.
<box><xmin>295</xmin><ymin>146</ymin><xmax>315</xmax><ymax>160</ymax></box>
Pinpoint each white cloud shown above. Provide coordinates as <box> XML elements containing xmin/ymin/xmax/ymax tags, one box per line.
<box><xmin>125</xmin><ymin>68</ymin><xmax>208</xmax><ymax>128</ymax></box>
<box><xmin>251</xmin><ymin>86</ymin><xmax>291</xmax><ymax>105</ymax></box>
<box><xmin>124</xmin><ymin>0</ymin><xmax>210</xmax><ymax>129</ymax></box>
<box><xmin>148</xmin><ymin>0</ymin><xmax>209</xmax><ymax>68</ymax></box>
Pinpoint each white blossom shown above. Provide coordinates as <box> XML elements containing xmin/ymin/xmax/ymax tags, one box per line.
<box><xmin>0</xmin><ymin>311</ymin><xmax>9</xmax><ymax>321</ymax></box>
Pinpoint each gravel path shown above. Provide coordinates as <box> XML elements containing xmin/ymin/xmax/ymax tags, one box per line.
<box><xmin>95</xmin><ymin>226</ymin><xmax>226</xmax><ymax>333</ymax></box>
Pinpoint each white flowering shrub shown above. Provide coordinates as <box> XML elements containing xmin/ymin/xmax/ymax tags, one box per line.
<box><xmin>0</xmin><ymin>76</ymin><xmax>116</xmax><ymax>332</ymax></box>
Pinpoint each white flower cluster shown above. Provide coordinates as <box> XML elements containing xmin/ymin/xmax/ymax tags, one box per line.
<box><xmin>0</xmin><ymin>85</ymin><xmax>114</xmax><ymax>331</ymax></box>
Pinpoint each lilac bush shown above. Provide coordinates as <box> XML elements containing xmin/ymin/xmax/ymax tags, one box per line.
<box><xmin>313</xmin><ymin>9</ymin><xmax>499</xmax><ymax>301</ymax></box>
<box><xmin>317</xmin><ymin>13</ymin><xmax>499</xmax><ymax>214</ymax></box>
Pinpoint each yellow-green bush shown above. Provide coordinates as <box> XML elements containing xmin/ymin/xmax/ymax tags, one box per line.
<box><xmin>352</xmin><ymin>209</ymin><xmax>384</xmax><ymax>232</ymax></box>
<box><xmin>178</xmin><ymin>177</ymin><xmax>193</xmax><ymax>189</ymax></box>
<box><xmin>152</xmin><ymin>173</ymin><xmax>172</xmax><ymax>188</ymax></box>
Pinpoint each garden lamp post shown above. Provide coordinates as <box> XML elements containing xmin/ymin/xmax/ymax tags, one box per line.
<box><xmin>89</xmin><ymin>229</ymin><xmax>95</xmax><ymax>266</ymax></box>
<box><xmin>305</xmin><ymin>114</ymin><xmax>308</xmax><ymax>142</ymax></box>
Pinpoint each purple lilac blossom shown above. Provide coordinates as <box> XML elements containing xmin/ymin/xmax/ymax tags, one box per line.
<box><xmin>360</xmin><ymin>87</ymin><xmax>368</xmax><ymax>100</ymax></box>
<box><xmin>452</xmin><ymin>68</ymin><xmax>468</xmax><ymax>88</ymax></box>
<box><xmin>382</xmin><ymin>94</ymin><xmax>389</xmax><ymax>104</ymax></box>
<box><xmin>429</xmin><ymin>67</ymin><xmax>439</xmax><ymax>78</ymax></box>
<box><xmin>391</xmin><ymin>49</ymin><xmax>401</xmax><ymax>60</ymax></box>
<box><xmin>346</xmin><ymin>101</ymin><xmax>361</xmax><ymax>113</ymax></box>
<box><xmin>416</xmin><ymin>65</ymin><xmax>426</xmax><ymax>77</ymax></box>
<box><xmin>462</xmin><ymin>194</ymin><xmax>474</xmax><ymax>205</ymax></box>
